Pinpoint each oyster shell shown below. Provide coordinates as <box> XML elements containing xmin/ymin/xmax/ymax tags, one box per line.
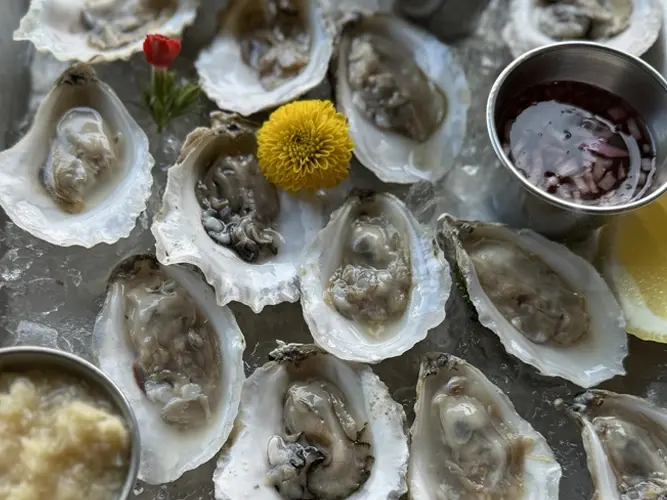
<box><xmin>14</xmin><ymin>0</ymin><xmax>199</xmax><ymax>63</ymax></box>
<box><xmin>567</xmin><ymin>390</ymin><xmax>667</xmax><ymax>499</ymax></box>
<box><xmin>93</xmin><ymin>255</ymin><xmax>246</xmax><ymax>484</ymax></box>
<box><xmin>195</xmin><ymin>0</ymin><xmax>334</xmax><ymax>116</ymax></box>
<box><xmin>299</xmin><ymin>191</ymin><xmax>450</xmax><ymax>363</ymax></box>
<box><xmin>437</xmin><ymin>214</ymin><xmax>627</xmax><ymax>388</ymax></box>
<box><xmin>0</xmin><ymin>63</ymin><xmax>153</xmax><ymax>247</ymax></box>
<box><xmin>410</xmin><ymin>353</ymin><xmax>562</xmax><ymax>499</ymax></box>
<box><xmin>213</xmin><ymin>342</ymin><xmax>409</xmax><ymax>500</ymax></box>
<box><xmin>151</xmin><ymin>111</ymin><xmax>325</xmax><ymax>313</ymax></box>
<box><xmin>503</xmin><ymin>0</ymin><xmax>663</xmax><ymax>58</ymax></box>
<box><xmin>335</xmin><ymin>14</ymin><xmax>470</xmax><ymax>184</ymax></box>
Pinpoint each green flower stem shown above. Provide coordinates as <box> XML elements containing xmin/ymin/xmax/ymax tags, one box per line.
<box><xmin>143</xmin><ymin>66</ymin><xmax>202</xmax><ymax>135</ymax></box>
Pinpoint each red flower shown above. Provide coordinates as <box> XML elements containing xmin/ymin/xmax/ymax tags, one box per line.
<box><xmin>143</xmin><ymin>34</ymin><xmax>181</xmax><ymax>69</ymax></box>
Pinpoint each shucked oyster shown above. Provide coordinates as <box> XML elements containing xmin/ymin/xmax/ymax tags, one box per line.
<box><xmin>152</xmin><ymin>112</ymin><xmax>326</xmax><ymax>312</ymax></box>
<box><xmin>326</xmin><ymin>213</ymin><xmax>411</xmax><ymax>325</ymax></box>
<box><xmin>266</xmin><ymin>380</ymin><xmax>373</xmax><ymax>499</ymax></box>
<box><xmin>194</xmin><ymin>151</ymin><xmax>280</xmax><ymax>263</ymax></box>
<box><xmin>196</xmin><ymin>0</ymin><xmax>334</xmax><ymax>116</ymax></box>
<box><xmin>0</xmin><ymin>63</ymin><xmax>153</xmax><ymax>247</ymax></box>
<box><xmin>300</xmin><ymin>192</ymin><xmax>450</xmax><ymax>363</ymax></box>
<box><xmin>213</xmin><ymin>343</ymin><xmax>408</xmax><ymax>500</ymax></box>
<box><xmin>42</xmin><ymin>107</ymin><xmax>118</xmax><ymax>213</ymax></box>
<box><xmin>410</xmin><ymin>353</ymin><xmax>562</xmax><ymax>499</ymax></box>
<box><xmin>336</xmin><ymin>14</ymin><xmax>469</xmax><ymax>184</ymax></box>
<box><xmin>14</xmin><ymin>0</ymin><xmax>198</xmax><ymax>63</ymax></box>
<box><xmin>437</xmin><ymin>215</ymin><xmax>627</xmax><ymax>388</ymax></box>
<box><xmin>567</xmin><ymin>390</ymin><xmax>667</xmax><ymax>499</ymax></box>
<box><xmin>503</xmin><ymin>0</ymin><xmax>662</xmax><ymax>58</ymax></box>
<box><xmin>93</xmin><ymin>255</ymin><xmax>245</xmax><ymax>484</ymax></box>
<box><xmin>536</xmin><ymin>0</ymin><xmax>631</xmax><ymax>40</ymax></box>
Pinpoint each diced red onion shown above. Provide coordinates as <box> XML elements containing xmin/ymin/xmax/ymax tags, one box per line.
<box><xmin>573</xmin><ymin>175</ymin><xmax>590</xmax><ymax>194</ymax></box>
<box><xmin>608</xmin><ymin>106</ymin><xmax>627</xmax><ymax>121</ymax></box>
<box><xmin>592</xmin><ymin>160</ymin><xmax>607</xmax><ymax>182</ymax></box>
<box><xmin>641</xmin><ymin>157</ymin><xmax>654</xmax><ymax>172</ymax></box>
<box><xmin>626</xmin><ymin>118</ymin><xmax>642</xmax><ymax>140</ymax></box>
<box><xmin>583</xmin><ymin>141</ymin><xmax>629</xmax><ymax>158</ymax></box>
<box><xmin>598</xmin><ymin>171</ymin><xmax>617</xmax><ymax>191</ymax></box>
<box><xmin>618</xmin><ymin>164</ymin><xmax>626</xmax><ymax>180</ymax></box>
<box><xmin>557</xmin><ymin>158</ymin><xmax>580</xmax><ymax>177</ymax></box>
<box><xmin>583</xmin><ymin>171</ymin><xmax>599</xmax><ymax>193</ymax></box>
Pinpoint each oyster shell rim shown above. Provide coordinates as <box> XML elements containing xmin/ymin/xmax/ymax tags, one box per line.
<box><xmin>194</xmin><ymin>0</ymin><xmax>335</xmax><ymax>116</ymax></box>
<box><xmin>92</xmin><ymin>254</ymin><xmax>247</xmax><ymax>485</ymax></box>
<box><xmin>567</xmin><ymin>389</ymin><xmax>667</xmax><ymax>500</ymax></box>
<box><xmin>151</xmin><ymin>112</ymin><xmax>325</xmax><ymax>313</ymax></box>
<box><xmin>0</xmin><ymin>62</ymin><xmax>154</xmax><ymax>248</ymax></box>
<box><xmin>13</xmin><ymin>0</ymin><xmax>200</xmax><ymax>63</ymax></box>
<box><xmin>299</xmin><ymin>191</ymin><xmax>451</xmax><ymax>364</ymax></box>
<box><xmin>502</xmin><ymin>0</ymin><xmax>664</xmax><ymax>59</ymax></box>
<box><xmin>408</xmin><ymin>352</ymin><xmax>563</xmax><ymax>500</ymax></box>
<box><xmin>437</xmin><ymin>213</ymin><xmax>628</xmax><ymax>388</ymax></box>
<box><xmin>213</xmin><ymin>342</ymin><xmax>409</xmax><ymax>500</ymax></box>
<box><xmin>335</xmin><ymin>13</ymin><xmax>470</xmax><ymax>184</ymax></box>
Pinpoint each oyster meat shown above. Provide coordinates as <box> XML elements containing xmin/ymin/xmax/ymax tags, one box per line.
<box><xmin>300</xmin><ymin>192</ymin><xmax>450</xmax><ymax>363</ymax></box>
<box><xmin>336</xmin><ymin>14</ymin><xmax>469</xmax><ymax>184</ymax></box>
<box><xmin>266</xmin><ymin>380</ymin><xmax>373</xmax><ymax>499</ymax></box>
<box><xmin>503</xmin><ymin>0</ymin><xmax>663</xmax><ymax>58</ymax></box>
<box><xmin>196</xmin><ymin>0</ymin><xmax>334</xmax><ymax>116</ymax></box>
<box><xmin>82</xmin><ymin>0</ymin><xmax>177</xmax><ymax>50</ymax></box>
<box><xmin>237</xmin><ymin>0</ymin><xmax>312</xmax><ymax>91</ymax></box>
<box><xmin>437</xmin><ymin>215</ymin><xmax>627</xmax><ymax>388</ymax></box>
<box><xmin>93</xmin><ymin>255</ymin><xmax>245</xmax><ymax>484</ymax></box>
<box><xmin>42</xmin><ymin>107</ymin><xmax>118</xmax><ymax>213</ymax></box>
<box><xmin>568</xmin><ymin>390</ymin><xmax>667</xmax><ymax>499</ymax></box>
<box><xmin>213</xmin><ymin>343</ymin><xmax>408</xmax><ymax>500</ymax></box>
<box><xmin>409</xmin><ymin>353</ymin><xmax>562</xmax><ymax>499</ymax></box>
<box><xmin>0</xmin><ymin>63</ymin><xmax>153</xmax><ymax>247</ymax></box>
<box><xmin>14</xmin><ymin>0</ymin><xmax>198</xmax><ymax>63</ymax></box>
<box><xmin>536</xmin><ymin>0</ymin><xmax>631</xmax><ymax>40</ymax></box>
<box><xmin>326</xmin><ymin>213</ymin><xmax>411</xmax><ymax>326</ymax></box>
<box><xmin>195</xmin><ymin>151</ymin><xmax>280</xmax><ymax>263</ymax></box>
<box><xmin>152</xmin><ymin>111</ymin><xmax>326</xmax><ymax>312</ymax></box>
<box><xmin>347</xmin><ymin>32</ymin><xmax>447</xmax><ymax>143</ymax></box>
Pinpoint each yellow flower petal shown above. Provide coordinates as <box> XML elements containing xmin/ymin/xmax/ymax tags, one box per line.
<box><xmin>257</xmin><ymin>100</ymin><xmax>354</xmax><ymax>192</ymax></box>
<box><xmin>598</xmin><ymin>193</ymin><xmax>667</xmax><ymax>342</ymax></box>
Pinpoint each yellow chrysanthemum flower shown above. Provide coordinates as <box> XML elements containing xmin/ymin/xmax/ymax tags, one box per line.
<box><xmin>257</xmin><ymin>100</ymin><xmax>354</xmax><ymax>192</ymax></box>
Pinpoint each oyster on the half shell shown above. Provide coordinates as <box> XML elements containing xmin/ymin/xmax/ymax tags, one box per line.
<box><xmin>567</xmin><ymin>390</ymin><xmax>667</xmax><ymax>499</ymax></box>
<box><xmin>14</xmin><ymin>0</ymin><xmax>199</xmax><ymax>63</ymax></box>
<box><xmin>335</xmin><ymin>14</ymin><xmax>470</xmax><ymax>184</ymax></box>
<box><xmin>503</xmin><ymin>0</ymin><xmax>663</xmax><ymax>58</ymax></box>
<box><xmin>151</xmin><ymin>111</ymin><xmax>326</xmax><ymax>313</ymax></box>
<box><xmin>437</xmin><ymin>214</ymin><xmax>627</xmax><ymax>388</ymax></box>
<box><xmin>0</xmin><ymin>63</ymin><xmax>153</xmax><ymax>247</ymax></box>
<box><xmin>410</xmin><ymin>353</ymin><xmax>562</xmax><ymax>499</ymax></box>
<box><xmin>93</xmin><ymin>255</ymin><xmax>246</xmax><ymax>484</ymax></box>
<box><xmin>299</xmin><ymin>191</ymin><xmax>451</xmax><ymax>363</ymax></box>
<box><xmin>195</xmin><ymin>0</ymin><xmax>334</xmax><ymax>116</ymax></box>
<box><xmin>213</xmin><ymin>343</ymin><xmax>408</xmax><ymax>500</ymax></box>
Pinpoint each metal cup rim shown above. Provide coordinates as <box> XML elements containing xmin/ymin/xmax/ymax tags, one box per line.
<box><xmin>486</xmin><ymin>40</ymin><xmax>667</xmax><ymax>215</ymax></box>
<box><xmin>0</xmin><ymin>346</ymin><xmax>141</xmax><ymax>499</ymax></box>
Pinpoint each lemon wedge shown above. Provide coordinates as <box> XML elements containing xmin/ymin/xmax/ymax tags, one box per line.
<box><xmin>598</xmin><ymin>193</ymin><xmax>667</xmax><ymax>342</ymax></box>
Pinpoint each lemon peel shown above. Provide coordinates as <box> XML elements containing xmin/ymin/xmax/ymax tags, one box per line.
<box><xmin>257</xmin><ymin>100</ymin><xmax>354</xmax><ymax>192</ymax></box>
<box><xmin>598</xmin><ymin>194</ymin><xmax>667</xmax><ymax>342</ymax></box>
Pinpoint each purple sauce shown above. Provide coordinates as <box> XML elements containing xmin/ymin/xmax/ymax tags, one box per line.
<box><xmin>499</xmin><ymin>81</ymin><xmax>657</xmax><ymax>206</ymax></box>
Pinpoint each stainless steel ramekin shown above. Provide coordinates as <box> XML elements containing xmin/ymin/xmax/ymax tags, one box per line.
<box><xmin>0</xmin><ymin>346</ymin><xmax>140</xmax><ymax>499</ymax></box>
<box><xmin>487</xmin><ymin>41</ymin><xmax>667</xmax><ymax>241</ymax></box>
